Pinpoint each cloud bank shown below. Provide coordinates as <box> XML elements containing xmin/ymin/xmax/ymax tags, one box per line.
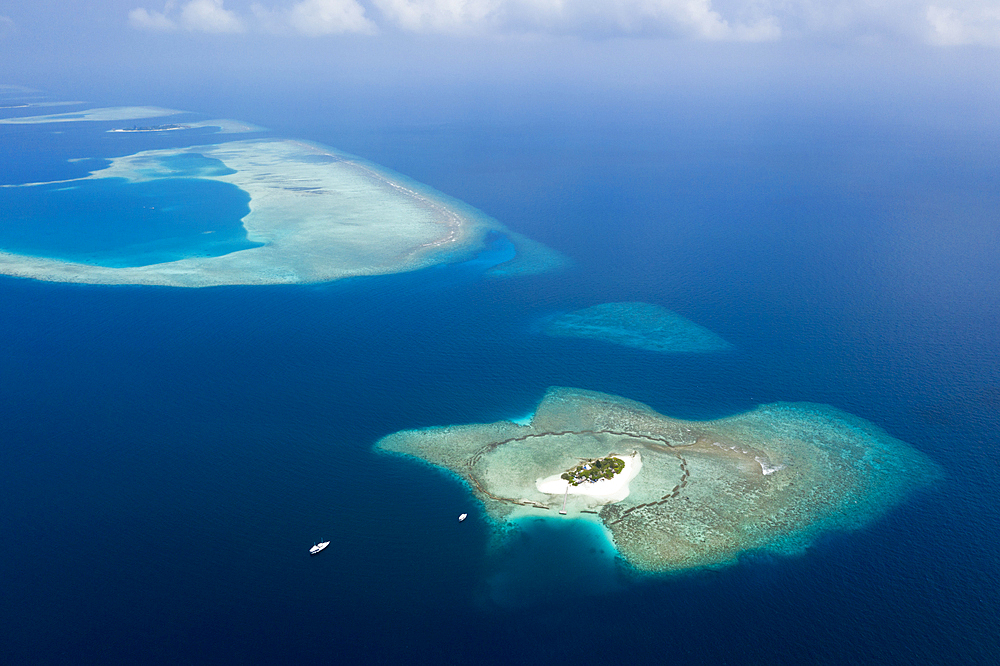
<box><xmin>926</xmin><ymin>3</ymin><xmax>1000</xmax><ymax>45</ymax></box>
<box><xmin>126</xmin><ymin>0</ymin><xmax>1000</xmax><ymax>45</ymax></box>
<box><xmin>129</xmin><ymin>0</ymin><xmax>245</xmax><ymax>32</ymax></box>
<box><xmin>129</xmin><ymin>0</ymin><xmax>373</xmax><ymax>34</ymax></box>
<box><xmin>252</xmin><ymin>0</ymin><xmax>376</xmax><ymax>35</ymax></box>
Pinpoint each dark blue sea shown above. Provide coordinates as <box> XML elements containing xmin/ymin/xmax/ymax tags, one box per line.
<box><xmin>1</xmin><ymin>93</ymin><xmax>999</xmax><ymax>664</ymax></box>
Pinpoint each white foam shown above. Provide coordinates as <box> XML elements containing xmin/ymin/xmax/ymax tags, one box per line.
<box><xmin>507</xmin><ymin>411</ymin><xmax>535</xmax><ymax>426</ymax></box>
<box><xmin>756</xmin><ymin>456</ymin><xmax>785</xmax><ymax>475</ymax></box>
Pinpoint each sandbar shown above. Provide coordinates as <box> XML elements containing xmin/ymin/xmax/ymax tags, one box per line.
<box><xmin>376</xmin><ymin>387</ymin><xmax>940</xmax><ymax>572</ymax></box>
<box><xmin>0</xmin><ymin>106</ymin><xmax>183</xmax><ymax>124</ymax></box>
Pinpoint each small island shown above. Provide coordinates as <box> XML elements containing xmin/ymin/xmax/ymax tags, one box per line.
<box><xmin>376</xmin><ymin>387</ymin><xmax>940</xmax><ymax>573</ymax></box>
<box><xmin>561</xmin><ymin>455</ymin><xmax>626</xmax><ymax>485</ymax></box>
<box><xmin>110</xmin><ymin>124</ymin><xmax>188</xmax><ymax>133</ymax></box>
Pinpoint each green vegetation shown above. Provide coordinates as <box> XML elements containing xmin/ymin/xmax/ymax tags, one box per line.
<box><xmin>560</xmin><ymin>456</ymin><xmax>625</xmax><ymax>486</ymax></box>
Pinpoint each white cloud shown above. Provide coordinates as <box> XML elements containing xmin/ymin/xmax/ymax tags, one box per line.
<box><xmin>289</xmin><ymin>0</ymin><xmax>375</xmax><ymax>34</ymax></box>
<box><xmin>371</xmin><ymin>0</ymin><xmax>499</xmax><ymax>33</ymax></box>
<box><xmin>124</xmin><ymin>0</ymin><xmax>1000</xmax><ymax>45</ymax></box>
<box><xmin>252</xmin><ymin>0</ymin><xmax>376</xmax><ymax>35</ymax></box>
<box><xmin>926</xmin><ymin>4</ymin><xmax>1000</xmax><ymax>45</ymax></box>
<box><xmin>131</xmin><ymin>0</ymin><xmax>374</xmax><ymax>35</ymax></box>
<box><xmin>128</xmin><ymin>7</ymin><xmax>177</xmax><ymax>30</ymax></box>
<box><xmin>369</xmin><ymin>0</ymin><xmax>780</xmax><ymax>40</ymax></box>
<box><xmin>129</xmin><ymin>0</ymin><xmax>244</xmax><ymax>33</ymax></box>
<box><xmin>180</xmin><ymin>0</ymin><xmax>245</xmax><ymax>32</ymax></box>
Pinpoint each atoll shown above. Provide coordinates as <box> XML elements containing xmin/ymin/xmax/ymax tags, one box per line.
<box><xmin>377</xmin><ymin>387</ymin><xmax>939</xmax><ymax>572</ymax></box>
<box><xmin>0</xmin><ymin>139</ymin><xmax>564</xmax><ymax>286</ymax></box>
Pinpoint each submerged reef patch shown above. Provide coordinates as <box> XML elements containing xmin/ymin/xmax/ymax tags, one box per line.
<box><xmin>542</xmin><ymin>302</ymin><xmax>732</xmax><ymax>353</ymax></box>
<box><xmin>376</xmin><ymin>387</ymin><xmax>939</xmax><ymax>572</ymax></box>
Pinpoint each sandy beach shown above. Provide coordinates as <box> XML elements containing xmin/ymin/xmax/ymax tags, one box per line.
<box><xmin>535</xmin><ymin>450</ymin><xmax>643</xmax><ymax>503</ymax></box>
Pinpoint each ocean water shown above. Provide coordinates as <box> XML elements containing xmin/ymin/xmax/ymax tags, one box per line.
<box><xmin>1</xmin><ymin>99</ymin><xmax>999</xmax><ymax>664</ymax></box>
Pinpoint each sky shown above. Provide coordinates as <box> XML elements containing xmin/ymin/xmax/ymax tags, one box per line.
<box><xmin>5</xmin><ymin>0</ymin><xmax>999</xmax><ymax>43</ymax></box>
<box><xmin>0</xmin><ymin>0</ymin><xmax>999</xmax><ymax>140</ymax></box>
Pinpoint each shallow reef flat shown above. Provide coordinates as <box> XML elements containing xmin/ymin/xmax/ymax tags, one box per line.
<box><xmin>0</xmin><ymin>106</ymin><xmax>183</xmax><ymax>124</ymax></box>
<box><xmin>542</xmin><ymin>302</ymin><xmax>733</xmax><ymax>353</ymax></box>
<box><xmin>376</xmin><ymin>387</ymin><xmax>940</xmax><ymax>573</ymax></box>
<box><xmin>185</xmin><ymin>119</ymin><xmax>266</xmax><ymax>134</ymax></box>
<box><xmin>0</xmin><ymin>139</ymin><xmax>562</xmax><ymax>286</ymax></box>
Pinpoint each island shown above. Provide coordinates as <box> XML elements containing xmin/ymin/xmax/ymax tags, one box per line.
<box><xmin>110</xmin><ymin>124</ymin><xmax>188</xmax><ymax>132</ymax></box>
<box><xmin>541</xmin><ymin>302</ymin><xmax>733</xmax><ymax>353</ymax></box>
<box><xmin>376</xmin><ymin>387</ymin><xmax>940</xmax><ymax>572</ymax></box>
<box><xmin>561</xmin><ymin>455</ymin><xmax>626</xmax><ymax>485</ymax></box>
<box><xmin>0</xmin><ymin>138</ymin><xmax>565</xmax><ymax>286</ymax></box>
<box><xmin>108</xmin><ymin>119</ymin><xmax>264</xmax><ymax>134</ymax></box>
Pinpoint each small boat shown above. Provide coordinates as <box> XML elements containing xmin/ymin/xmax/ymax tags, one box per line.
<box><xmin>309</xmin><ymin>541</ymin><xmax>330</xmax><ymax>555</ymax></box>
<box><xmin>458</xmin><ymin>513</ymin><xmax>468</xmax><ymax>522</ymax></box>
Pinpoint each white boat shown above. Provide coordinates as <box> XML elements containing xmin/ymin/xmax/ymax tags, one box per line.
<box><xmin>309</xmin><ymin>541</ymin><xmax>330</xmax><ymax>555</ymax></box>
<box><xmin>458</xmin><ymin>513</ymin><xmax>468</xmax><ymax>522</ymax></box>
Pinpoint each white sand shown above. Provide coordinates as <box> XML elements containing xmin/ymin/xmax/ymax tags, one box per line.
<box><xmin>536</xmin><ymin>450</ymin><xmax>642</xmax><ymax>503</ymax></box>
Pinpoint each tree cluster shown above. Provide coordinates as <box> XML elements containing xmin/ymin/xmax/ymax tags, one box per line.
<box><xmin>561</xmin><ymin>456</ymin><xmax>625</xmax><ymax>485</ymax></box>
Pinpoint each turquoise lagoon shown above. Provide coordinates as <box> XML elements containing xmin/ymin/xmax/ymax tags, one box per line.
<box><xmin>0</xmin><ymin>171</ymin><xmax>257</xmax><ymax>267</ymax></box>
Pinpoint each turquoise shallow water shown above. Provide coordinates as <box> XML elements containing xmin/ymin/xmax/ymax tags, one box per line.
<box><xmin>0</xmin><ymin>148</ymin><xmax>257</xmax><ymax>267</ymax></box>
<box><xmin>0</xmin><ymin>175</ymin><xmax>258</xmax><ymax>266</ymax></box>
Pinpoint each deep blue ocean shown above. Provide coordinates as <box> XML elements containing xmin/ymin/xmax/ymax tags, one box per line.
<box><xmin>1</xmin><ymin>95</ymin><xmax>998</xmax><ymax>664</ymax></box>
